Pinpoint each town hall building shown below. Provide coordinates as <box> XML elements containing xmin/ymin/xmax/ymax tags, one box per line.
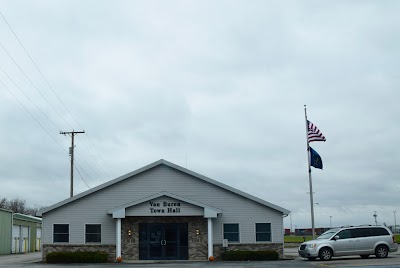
<box><xmin>37</xmin><ymin>159</ymin><xmax>290</xmax><ymax>261</ymax></box>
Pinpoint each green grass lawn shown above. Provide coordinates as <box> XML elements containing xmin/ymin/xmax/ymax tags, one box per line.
<box><xmin>285</xmin><ymin>234</ymin><xmax>400</xmax><ymax>243</ymax></box>
<box><xmin>284</xmin><ymin>236</ymin><xmax>313</xmax><ymax>243</ymax></box>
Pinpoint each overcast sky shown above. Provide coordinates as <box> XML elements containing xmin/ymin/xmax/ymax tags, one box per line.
<box><xmin>0</xmin><ymin>1</ymin><xmax>399</xmax><ymax>229</ymax></box>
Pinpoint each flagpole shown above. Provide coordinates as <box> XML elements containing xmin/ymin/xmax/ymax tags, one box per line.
<box><xmin>304</xmin><ymin>105</ymin><xmax>316</xmax><ymax>240</ymax></box>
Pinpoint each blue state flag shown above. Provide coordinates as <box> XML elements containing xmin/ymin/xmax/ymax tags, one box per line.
<box><xmin>310</xmin><ymin>147</ymin><xmax>323</xmax><ymax>169</ymax></box>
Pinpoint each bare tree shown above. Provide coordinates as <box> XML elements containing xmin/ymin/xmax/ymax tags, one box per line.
<box><xmin>0</xmin><ymin>197</ymin><xmax>43</xmax><ymax>216</ymax></box>
<box><xmin>8</xmin><ymin>198</ymin><xmax>26</xmax><ymax>214</ymax></box>
<box><xmin>0</xmin><ymin>197</ymin><xmax>7</xmax><ymax>208</ymax></box>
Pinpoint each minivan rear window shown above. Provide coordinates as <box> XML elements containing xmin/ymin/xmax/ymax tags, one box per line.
<box><xmin>371</xmin><ymin>227</ymin><xmax>389</xmax><ymax>236</ymax></box>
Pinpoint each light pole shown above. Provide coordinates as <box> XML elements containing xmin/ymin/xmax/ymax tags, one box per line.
<box><xmin>394</xmin><ymin>211</ymin><xmax>397</xmax><ymax>234</ymax></box>
<box><xmin>290</xmin><ymin>213</ymin><xmax>293</xmax><ymax>234</ymax></box>
<box><xmin>373</xmin><ymin>211</ymin><xmax>378</xmax><ymax>226</ymax></box>
<box><xmin>330</xmin><ymin>216</ymin><xmax>332</xmax><ymax>228</ymax></box>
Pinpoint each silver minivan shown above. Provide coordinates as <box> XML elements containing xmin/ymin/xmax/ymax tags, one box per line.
<box><xmin>298</xmin><ymin>225</ymin><xmax>398</xmax><ymax>261</ymax></box>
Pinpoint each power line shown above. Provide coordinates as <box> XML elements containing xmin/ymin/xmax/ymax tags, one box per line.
<box><xmin>0</xmin><ymin>10</ymin><xmax>115</xmax><ymax>190</ymax></box>
<box><xmin>0</xmin><ymin>79</ymin><xmax>66</xmax><ymax>152</ymax></box>
<box><xmin>75</xmin><ymin>154</ymin><xmax>108</xmax><ymax>184</ymax></box>
<box><xmin>0</xmin><ymin>65</ymin><xmax>60</xmax><ymax>131</ymax></box>
<box><xmin>2</xmin><ymin>71</ymin><xmax>99</xmax><ymax>193</ymax></box>
<box><xmin>75</xmin><ymin>135</ymin><xmax>112</xmax><ymax>181</ymax></box>
<box><xmin>1</xmin><ymin>77</ymin><xmax>91</xmax><ymax>193</ymax></box>
<box><xmin>0</xmin><ymin>41</ymin><xmax>75</xmax><ymax>130</ymax></box>
<box><xmin>74</xmin><ymin>161</ymin><xmax>97</xmax><ymax>188</ymax></box>
<box><xmin>73</xmin><ymin>162</ymin><xmax>90</xmax><ymax>189</ymax></box>
<box><xmin>0</xmin><ymin>10</ymin><xmax>116</xmax><ymax>180</ymax></box>
<box><xmin>0</xmin><ymin>10</ymin><xmax>80</xmax><ymax>129</ymax></box>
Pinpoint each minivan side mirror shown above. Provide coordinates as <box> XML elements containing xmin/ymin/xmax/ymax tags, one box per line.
<box><xmin>333</xmin><ymin>235</ymin><xmax>340</xmax><ymax>240</ymax></box>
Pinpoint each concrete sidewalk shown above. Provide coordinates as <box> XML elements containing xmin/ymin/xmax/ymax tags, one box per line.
<box><xmin>284</xmin><ymin>247</ymin><xmax>299</xmax><ymax>259</ymax></box>
<box><xmin>0</xmin><ymin>252</ymin><xmax>41</xmax><ymax>266</ymax></box>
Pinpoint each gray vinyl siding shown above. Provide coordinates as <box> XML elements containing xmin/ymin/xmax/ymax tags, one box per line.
<box><xmin>43</xmin><ymin>164</ymin><xmax>284</xmax><ymax>245</ymax></box>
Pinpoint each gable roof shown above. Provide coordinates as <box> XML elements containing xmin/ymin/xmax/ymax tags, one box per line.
<box><xmin>37</xmin><ymin>159</ymin><xmax>290</xmax><ymax>216</ymax></box>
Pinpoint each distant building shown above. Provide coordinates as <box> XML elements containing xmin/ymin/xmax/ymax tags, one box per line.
<box><xmin>295</xmin><ymin>227</ymin><xmax>331</xmax><ymax>236</ymax></box>
<box><xmin>38</xmin><ymin>159</ymin><xmax>290</xmax><ymax>262</ymax></box>
<box><xmin>12</xmin><ymin>213</ymin><xmax>42</xmax><ymax>253</ymax></box>
<box><xmin>0</xmin><ymin>208</ymin><xmax>42</xmax><ymax>254</ymax></box>
<box><xmin>0</xmin><ymin>208</ymin><xmax>12</xmax><ymax>254</ymax></box>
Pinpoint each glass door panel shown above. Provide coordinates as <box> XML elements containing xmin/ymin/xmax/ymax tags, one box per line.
<box><xmin>164</xmin><ymin>224</ymin><xmax>178</xmax><ymax>258</ymax></box>
<box><xmin>149</xmin><ymin>224</ymin><xmax>162</xmax><ymax>259</ymax></box>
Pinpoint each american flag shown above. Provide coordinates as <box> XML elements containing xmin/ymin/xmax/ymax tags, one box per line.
<box><xmin>308</xmin><ymin>120</ymin><xmax>326</xmax><ymax>142</ymax></box>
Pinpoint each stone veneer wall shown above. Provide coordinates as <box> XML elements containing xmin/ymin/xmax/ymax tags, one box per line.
<box><xmin>121</xmin><ymin>216</ymin><xmax>208</xmax><ymax>261</ymax></box>
<box><xmin>213</xmin><ymin>243</ymin><xmax>284</xmax><ymax>260</ymax></box>
<box><xmin>42</xmin><ymin>244</ymin><xmax>116</xmax><ymax>262</ymax></box>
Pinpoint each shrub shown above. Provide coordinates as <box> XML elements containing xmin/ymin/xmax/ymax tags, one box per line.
<box><xmin>46</xmin><ymin>251</ymin><xmax>108</xmax><ymax>263</ymax></box>
<box><xmin>221</xmin><ymin>250</ymin><xmax>279</xmax><ymax>261</ymax></box>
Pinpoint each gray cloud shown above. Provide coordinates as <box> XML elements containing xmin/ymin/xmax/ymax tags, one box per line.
<box><xmin>0</xmin><ymin>1</ymin><xmax>399</xmax><ymax>229</ymax></box>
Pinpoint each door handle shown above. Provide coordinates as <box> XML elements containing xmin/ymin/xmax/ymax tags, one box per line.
<box><xmin>160</xmin><ymin>240</ymin><xmax>167</xmax><ymax>246</ymax></box>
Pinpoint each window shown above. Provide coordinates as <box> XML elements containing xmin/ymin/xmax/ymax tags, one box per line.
<box><xmin>224</xmin><ymin>223</ymin><xmax>239</xmax><ymax>242</ymax></box>
<box><xmin>336</xmin><ymin>229</ymin><xmax>351</xmax><ymax>239</ymax></box>
<box><xmin>351</xmin><ymin>228</ymin><xmax>371</xmax><ymax>238</ymax></box>
<box><xmin>256</xmin><ymin>223</ymin><xmax>271</xmax><ymax>242</ymax></box>
<box><xmin>371</xmin><ymin>227</ymin><xmax>389</xmax><ymax>236</ymax></box>
<box><xmin>85</xmin><ymin>224</ymin><xmax>101</xmax><ymax>243</ymax></box>
<box><xmin>53</xmin><ymin>224</ymin><xmax>69</xmax><ymax>243</ymax></box>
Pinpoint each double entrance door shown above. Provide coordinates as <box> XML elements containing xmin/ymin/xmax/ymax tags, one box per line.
<box><xmin>139</xmin><ymin>223</ymin><xmax>188</xmax><ymax>260</ymax></box>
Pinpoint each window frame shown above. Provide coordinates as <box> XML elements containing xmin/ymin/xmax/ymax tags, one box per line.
<box><xmin>223</xmin><ymin>223</ymin><xmax>240</xmax><ymax>243</ymax></box>
<box><xmin>255</xmin><ymin>222</ymin><xmax>272</xmax><ymax>243</ymax></box>
<box><xmin>53</xmin><ymin>223</ymin><xmax>70</xmax><ymax>244</ymax></box>
<box><xmin>84</xmin><ymin>223</ymin><xmax>102</xmax><ymax>244</ymax></box>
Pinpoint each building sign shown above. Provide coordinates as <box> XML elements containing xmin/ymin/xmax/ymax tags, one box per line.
<box><xmin>149</xmin><ymin>201</ymin><xmax>181</xmax><ymax>214</ymax></box>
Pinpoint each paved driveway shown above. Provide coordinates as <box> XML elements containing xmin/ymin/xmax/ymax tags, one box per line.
<box><xmin>0</xmin><ymin>252</ymin><xmax>41</xmax><ymax>266</ymax></box>
<box><xmin>1</xmin><ymin>249</ymin><xmax>400</xmax><ymax>268</ymax></box>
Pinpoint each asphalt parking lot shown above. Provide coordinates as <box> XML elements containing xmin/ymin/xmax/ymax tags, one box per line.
<box><xmin>1</xmin><ymin>249</ymin><xmax>400</xmax><ymax>268</ymax></box>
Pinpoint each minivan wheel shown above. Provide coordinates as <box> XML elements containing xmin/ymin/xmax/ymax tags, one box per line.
<box><xmin>375</xmin><ymin>245</ymin><xmax>389</xmax><ymax>258</ymax></box>
<box><xmin>360</xmin><ymin>255</ymin><xmax>369</xmax><ymax>259</ymax></box>
<box><xmin>319</xmin><ymin>247</ymin><xmax>333</xmax><ymax>261</ymax></box>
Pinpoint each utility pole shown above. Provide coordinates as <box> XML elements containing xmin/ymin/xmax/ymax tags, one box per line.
<box><xmin>60</xmin><ymin>130</ymin><xmax>85</xmax><ymax>197</ymax></box>
<box><xmin>394</xmin><ymin>211</ymin><xmax>397</xmax><ymax>234</ymax></box>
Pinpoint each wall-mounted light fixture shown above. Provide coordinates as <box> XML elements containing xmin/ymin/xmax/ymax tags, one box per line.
<box><xmin>195</xmin><ymin>229</ymin><xmax>200</xmax><ymax>235</ymax></box>
<box><xmin>128</xmin><ymin>229</ymin><xmax>132</xmax><ymax>237</ymax></box>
